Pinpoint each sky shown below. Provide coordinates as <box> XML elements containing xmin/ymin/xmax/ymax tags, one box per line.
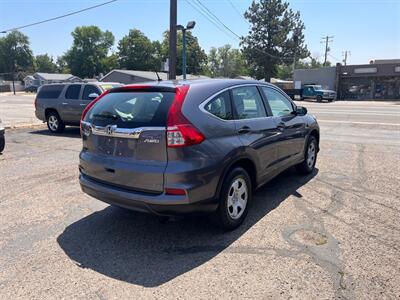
<box><xmin>0</xmin><ymin>0</ymin><xmax>399</xmax><ymax>65</ymax></box>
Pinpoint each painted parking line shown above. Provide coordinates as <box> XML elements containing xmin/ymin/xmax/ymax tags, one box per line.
<box><xmin>311</xmin><ymin>111</ymin><xmax>399</xmax><ymax>116</ymax></box>
<box><xmin>318</xmin><ymin>120</ymin><xmax>400</xmax><ymax>126</ymax></box>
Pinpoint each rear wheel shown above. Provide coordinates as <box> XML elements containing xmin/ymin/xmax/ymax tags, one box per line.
<box><xmin>0</xmin><ymin>136</ymin><xmax>4</xmax><ymax>153</ymax></box>
<box><xmin>215</xmin><ymin>167</ymin><xmax>251</xmax><ymax>230</ymax></box>
<box><xmin>296</xmin><ymin>136</ymin><xmax>318</xmax><ymax>174</ymax></box>
<box><xmin>316</xmin><ymin>95</ymin><xmax>323</xmax><ymax>102</ymax></box>
<box><xmin>47</xmin><ymin>111</ymin><xmax>65</xmax><ymax>133</ymax></box>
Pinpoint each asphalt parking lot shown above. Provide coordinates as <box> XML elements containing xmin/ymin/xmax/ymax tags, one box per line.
<box><xmin>0</xmin><ymin>100</ymin><xmax>399</xmax><ymax>299</ymax></box>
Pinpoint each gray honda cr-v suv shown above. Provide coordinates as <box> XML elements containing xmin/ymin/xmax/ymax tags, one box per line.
<box><xmin>79</xmin><ymin>79</ymin><xmax>319</xmax><ymax>229</ymax></box>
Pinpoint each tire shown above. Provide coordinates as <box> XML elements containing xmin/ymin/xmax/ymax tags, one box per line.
<box><xmin>215</xmin><ymin>167</ymin><xmax>252</xmax><ymax>230</ymax></box>
<box><xmin>316</xmin><ymin>95</ymin><xmax>322</xmax><ymax>102</ymax></box>
<box><xmin>46</xmin><ymin>111</ymin><xmax>65</xmax><ymax>133</ymax></box>
<box><xmin>0</xmin><ymin>136</ymin><xmax>4</xmax><ymax>153</ymax></box>
<box><xmin>296</xmin><ymin>135</ymin><xmax>318</xmax><ymax>174</ymax></box>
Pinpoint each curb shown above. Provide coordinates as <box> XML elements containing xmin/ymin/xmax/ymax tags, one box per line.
<box><xmin>4</xmin><ymin>123</ymin><xmax>45</xmax><ymax>130</ymax></box>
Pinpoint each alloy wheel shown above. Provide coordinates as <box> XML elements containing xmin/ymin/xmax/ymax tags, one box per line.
<box><xmin>48</xmin><ymin>115</ymin><xmax>58</xmax><ymax>131</ymax></box>
<box><xmin>307</xmin><ymin>142</ymin><xmax>316</xmax><ymax>168</ymax></box>
<box><xmin>227</xmin><ymin>178</ymin><xmax>248</xmax><ymax>220</ymax></box>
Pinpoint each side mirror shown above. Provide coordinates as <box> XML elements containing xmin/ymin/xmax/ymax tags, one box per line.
<box><xmin>88</xmin><ymin>93</ymin><xmax>99</xmax><ymax>99</ymax></box>
<box><xmin>295</xmin><ymin>106</ymin><xmax>307</xmax><ymax>116</ymax></box>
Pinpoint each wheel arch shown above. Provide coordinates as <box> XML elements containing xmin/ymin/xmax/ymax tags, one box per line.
<box><xmin>215</xmin><ymin>156</ymin><xmax>258</xmax><ymax>200</ymax></box>
<box><xmin>44</xmin><ymin>108</ymin><xmax>60</xmax><ymax>119</ymax></box>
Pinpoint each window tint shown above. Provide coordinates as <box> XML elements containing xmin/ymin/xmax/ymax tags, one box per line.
<box><xmin>262</xmin><ymin>87</ymin><xmax>293</xmax><ymax>117</ymax></box>
<box><xmin>85</xmin><ymin>91</ymin><xmax>175</xmax><ymax>128</ymax></box>
<box><xmin>231</xmin><ymin>86</ymin><xmax>266</xmax><ymax>119</ymax></box>
<box><xmin>204</xmin><ymin>91</ymin><xmax>232</xmax><ymax>120</ymax></box>
<box><xmin>82</xmin><ymin>85</ymin><xmax>101</xmax><ymax>100</ymax></box>
<box><xmin>65</xmin><ymin>85</ymin><xmax>81</xmax><ymax>100</ymax></box>
<box><xmin>37</xmin><ymin>85</ymin><xmax>64</xmax><ymax>99</ymax></box>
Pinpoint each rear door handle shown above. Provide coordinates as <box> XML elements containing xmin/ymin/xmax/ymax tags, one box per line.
<box><xmin>61</xmin><ymin>102</ymin><xmax>68</xmax><ymax>105</ymax></box>
<box><xmin>238</xmin><ymin>126</ymin><xmax>251</xmax><ymax>134</ymax></box>
<box><xmin>80</xmin><ymin>103</ymin><xmax>87</xmax><ymax>106</ymax></box>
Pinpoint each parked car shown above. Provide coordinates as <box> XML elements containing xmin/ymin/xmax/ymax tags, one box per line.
<box><xmin>79</xmin><ymin>79</ymin><xmax>320</xmax><ymax>229</ymax></box>
<box><xmin>0</xmin><ymin>118</ymin><xmax>4</xmax><ymax>153</ymax></box>
<box><xmin>25</xmin><ymin>85</ymin><xmax>39</xmax><ymax>93</ymax></box>
<box><xmin>301</xmin><ymin>85</ymin><xmax>336</xmax><ymax>102</ymax></box>
<box><xmin>35</xmin><ymin>82</ymin><xmax>123</xmax><ymax>133</ymax></box>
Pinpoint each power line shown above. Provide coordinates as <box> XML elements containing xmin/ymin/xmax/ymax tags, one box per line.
<box><xmin>227</xmin><ymin>0</ymin><xmax>250</xmax><ymax>25</ymax></box>
<box><xmin>184</xmin><ymin>0</ymin><xmax>295</xmax><ymax>62</ymax></box>
<box><xmin>183</xmin><ymin>0</ymin><xmax>238</xmax><ymax>40</ymax></box>
<box><xmin>194</xmin><ymin>0</ymin><xmax>241</xmax><ymax>39</ymax></box>
<box><xmin>0</xmin><ymin>0</ymin><xmax>118</xmax><ymax>33</ymax></box>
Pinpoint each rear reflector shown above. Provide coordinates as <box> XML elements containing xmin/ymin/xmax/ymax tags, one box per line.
<box><xmin>167</xmin><ymin>85</ymin><xmax>205</xmax><ymax>147</ymax></box>
<box><xmin>165</xmin><ymin>188</ymin><xmax>186</xmax><ymax>196</ymax></box>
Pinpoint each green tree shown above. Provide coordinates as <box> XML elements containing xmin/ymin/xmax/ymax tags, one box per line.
<box><xmin>0</xmin><ymin>31</ymin><xmax>34</xmax><ymax>80</ymax></box>
<box><xmin>56</xmin><ymin>56</ymin><xmax>70</xmax><ymax>73</ymax></box>
<box><xmin>161</xmin><ymin>31</ymin><xmax>207</xmax><ymax>75</ymax></box>
<box><xmin>63</xmin><ymin>26</ymin><xmax>114</xmax><ymax>78</ymax></box>
<box><xmin>34</xmin><ymin>54</ymin><xmax>57</xmax><ymax>73</ymax></box>
<box><xmin>101</xmin><ymin>53</ymin><xmax>119</xmax><ymax>74</ymax></box>
<box><xmin>241</xmin><ymin>0</ymin><xmax>310</xmax><ymax>81</ymax></box>
<box><xmin>118</xmin><ymin>29</ymin><xmax>160</xmax><ymax>71</ymax></box>
<box><xmin>207</xmin><ymin>45</ymin><xmax>249</xmax><ymax>78</ymax></box>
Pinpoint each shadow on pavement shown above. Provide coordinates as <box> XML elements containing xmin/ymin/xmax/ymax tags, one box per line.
<box><xmin>57</xmin><ymin>168</ymin><xmax>318</xmax><ymax>287</ymax></box>
<box><xmin>29</xmin><ymin>127</ymin><xmax>81</xmax><ymax>138</ymax></box>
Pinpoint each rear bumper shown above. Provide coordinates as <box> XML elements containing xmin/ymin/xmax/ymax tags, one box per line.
<box><xmin>35</xmin><ymin>109</ymin><xmax>46</xmax><ymax>122</ymax></box>
<box><xmin>79</xmin><ymin>173</ymin><xmax>218</xmax><ymax>216</ymax></box>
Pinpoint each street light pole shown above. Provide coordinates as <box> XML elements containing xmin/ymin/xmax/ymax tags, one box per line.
<box><xmin>176</xmin><ymin>21</ymin><xmax>195</xmax><ymax>80</ymax></box>
<box><xmin>182</xmin><ymin>29</ymin><xmax>187</xmax><ymax>80</ymax></box>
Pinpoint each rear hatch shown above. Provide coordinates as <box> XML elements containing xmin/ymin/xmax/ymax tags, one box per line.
<box><xmin>80</xmin><ymin>87</ymin><xmax>175</xmax><ymax>194</ymax></box>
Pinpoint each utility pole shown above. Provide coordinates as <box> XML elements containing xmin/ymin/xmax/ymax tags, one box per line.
<box><xmin>321</xmin><ymin>36</ymin><xmax>334</xmax><ymax>66</ymax></box>
<box><xmin>12</xmin><ymin>45</ymin><xmax>17</xmax><ymax>95</ymax></box>
<box><xmin>342</xmin><ymin>50</ymin><xmax>351</xmax><ymax>66</ymax></box>
<box><xmin>168</xmin><ymin>0</ymin><xmax>177</xmax><ymax>80</ymax></box>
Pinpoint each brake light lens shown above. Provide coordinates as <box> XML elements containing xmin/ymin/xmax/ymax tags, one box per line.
<box><xmin>167</xmin><ymin>85</ymin><xmax>205</xmax><ymax>147</ymax></box>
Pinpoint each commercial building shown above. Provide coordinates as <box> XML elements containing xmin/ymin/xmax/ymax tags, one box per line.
<box><xmin>293</xmin><ymin>59</ymin><xmax>400</xmax><ymax>100</ymax></box>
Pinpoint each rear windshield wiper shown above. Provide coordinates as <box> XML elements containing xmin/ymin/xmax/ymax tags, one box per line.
<box><xmin>92</xmin><ymin>112</ymin><xmax>118</xmax><ymax>120</ymax></box>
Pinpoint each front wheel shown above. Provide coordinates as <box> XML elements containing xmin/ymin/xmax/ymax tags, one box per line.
<box><xmin>215</xmin><ymin>167</ymin><xmax>252</xmax><ymax>230</ymax></box>
<box><xmin>296</xmin><ymin>136</ymin><xmax>318</xmax><ymax>174</ymax></box>
<box><xmin>316</xmin><ymin>95</ymin><xmax>323</xmax><ymax>102</ymax></box>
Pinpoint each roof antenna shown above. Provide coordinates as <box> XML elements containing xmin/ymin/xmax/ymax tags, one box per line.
<box><xmin>155</xmin><ymin>71</ymin><xmax>162</xmax><ymax>82</ymax></box>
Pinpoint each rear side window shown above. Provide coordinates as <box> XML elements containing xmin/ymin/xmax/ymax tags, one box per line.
<box><xmin>37</xmin><ymin>85</ymin><xmax>64</xmax><ymax>99</ymax></box>
<box><xmin>231</xmin><ymin>86</ymin><xmax>266</xmax><ymax>119</ymax></box>
<box><xmin>82</xmin><ymin>85</ymin><xmax>101</xmax><ymax>100</ymax></box>
<box><xmin>204</xmin><ymin>91</ymin><xmax>232</xmax><ymax>120</ymax></box>
<box><xmin>65</xmin><ymin>85</ymin><xmax>81</xmax><ymax>100</ymax></box>
<box><xmin>262</xmin><ymin>87</ymin><xmax>293</xmax><ymax>117</ymax></box>
<box><xmin>85</xmin><ymin>91</ymin><xmax>175</xmax><ymax>128</ymax></box>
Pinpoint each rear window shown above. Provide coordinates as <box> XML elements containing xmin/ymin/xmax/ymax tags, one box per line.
<box><xmin>85</xmin><ymin>91</ymin><xmax>175</xmax><ymax>128</ymax></box>
<box><xmin>37</xmin><ymin>85</ymin><xmax>64</xmax><ymax>99</ymax></box>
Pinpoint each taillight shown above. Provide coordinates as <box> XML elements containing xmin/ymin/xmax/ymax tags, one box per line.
<box><xmin>167</xmin><ymin>85</ymin><xmax>205</xmax><ymax>147</ymax></box>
